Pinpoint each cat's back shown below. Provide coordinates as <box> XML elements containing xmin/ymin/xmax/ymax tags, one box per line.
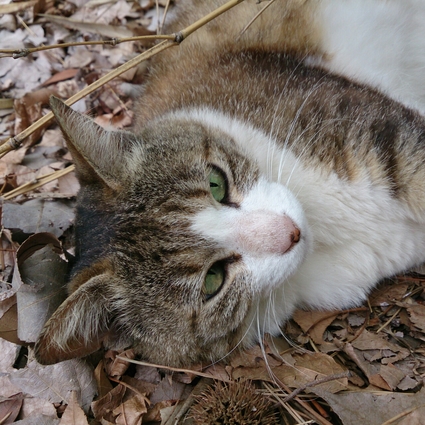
<box><xmin>148</xmin><ymin>0</ymin><xmax>425</xmax><ymax>113</ymax></box>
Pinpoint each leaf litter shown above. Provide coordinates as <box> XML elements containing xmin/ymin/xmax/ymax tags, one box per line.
<box><xmin>0</xmin><ymin>0</ymin><xmax>425</xmax><ymax>424</ymax></box>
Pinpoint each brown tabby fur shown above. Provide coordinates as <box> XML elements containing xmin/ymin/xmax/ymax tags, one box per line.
<box><xmin>34</xmin><ymin>0</ymin><xmax>425</xmax><ymax>366</ymax></box>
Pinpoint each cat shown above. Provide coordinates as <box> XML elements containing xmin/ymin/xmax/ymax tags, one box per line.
<box><xmin>35</xmin><ymin>0</ymin><xmax>425</xmax><ymax>367</ymax></box>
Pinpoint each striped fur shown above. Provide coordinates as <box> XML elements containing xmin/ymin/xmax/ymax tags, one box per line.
<box><xmin>35</xmin><ymin>0</ymin><xmax>425</xmax><ymax>367</ymax></box>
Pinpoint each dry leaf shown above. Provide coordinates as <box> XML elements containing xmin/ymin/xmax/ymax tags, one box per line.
<box><xmin>16</xmin><ymin>234</ymin><xmax>68</xmax><ymax>343</ymax></box>
<box><xmin>105</xmin><ymin>349</ymin><xmax>136</xmax><ymax>378</ymax></box>
<box><xmin>40</xmin><ymin>14</ymin><xmax>133</xmax><ymax>38</ymax></box>
<box><xmin>0</xmin><ymin>392</ymin><xmax>23</xmax><ymax>424</ymax></box>
<box><xmin>397</xmin><ymin>406</ymin><xmax>425</xmax><ymax>425</ymax></box>
<box><xmin>0</xmin><ymin>303</ymin><xmax>22</xmax><ymax>346</ymax></box>
<box><xmin>312</xmin><ymin>386</ymin><xmax>425</xmax><ymax>425</ymax></box>
<box><xmin>113</xmin><ymin>395</ymin><xmax>147</xmax><ymax>425</ymax></box>
<box><xmin>94</xmin><ymin>360</ymin><xmax>114</xmax><ymax>399</ymax></box>
<box><xmin>9</xmin><ymin>358</ymin><xmax>97</xmax><ymax>413</ymax></box>
<box><xmin>0</xmin><ymin>338</ymin><xmax>20</xmax><ymax>374</ymax></box>
<box><xmin>19</xmin><ymin>397</ymin><xmax>58</xmax><ymax>422</ymax></box>
<box><xmin>91</xmin><ymin>384</ymin><xmax>126</xmax><ymax>423</ymax></box>
<box><xmin>3</xmin><ymin>199</ymin><xmax>75</xmax><ymax>238</ymax></box>
<box><xmin>292</xmin><ymin>310</ymin><xmax>340</xmax><ymax>344</ymax></box>
<box><xmin>10</xmin><ymin>414</ymin><xmax>59</xmax><ymax>425</ymax></box>
<box><xmin>59</xmin><ymin>391</ymin><xmax>89</xmax><ymax>425</ymax></box>
<box><xmin>407</xmin><ymin>304</ymin><xmax>425</xmax><ymax>331</ymax></box>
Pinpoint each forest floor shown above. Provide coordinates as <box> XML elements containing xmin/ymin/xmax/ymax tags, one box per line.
<box><xmin>0</xmin><ymin>0</ymin><xmax>424</xmax><ymax>424</ymax></box>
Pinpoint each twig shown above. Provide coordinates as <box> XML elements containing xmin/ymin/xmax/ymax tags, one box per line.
<box><xmin>238</xmin><ymin>0</ymin><xmax>276</xmax><ymax>37</ymax></box>
<box><xmin>380</xmin><ymin>404</ymin><xmax>425</xmax><ymax>425</ymax></box>
<box><xmin>163</xmin><ymin>377</ymin><xmax>213</xmax><ymax>425</ymax></box>
<box><xmin>117</xmin><ymin>357</ymin><xmax>232</xmax><ymax>383</ymax></box>
<box><xmin>1</xmin><ymin>165</ymin><xmax>76</xmax><ymax>200</ymax></box>
<box><xmin>375</xmin><ymin>307</ymin><xmax>401</xmax><ymax>334</ymax></box>
<box><xmin>0</xmin><ymin>0</ymin><xmax>246</xmax><ymax>158</ymax></box>
<box><xmin>0</xmin><ymin>35</ymin><xmax>175</xmax><ymax>58</ymax></box>
<box><xmin>159</xmin><ymin>0</ymin><xmax>172</xmax><ymax>34</ymax></box>
<box><xmin>264</xmin><ymin>380</ymin><xmax>334</xmax><ymax>425</ymax></box>
<box><xmin>263</xmin><ymin>381</ymin><xmax>326</xmax><ymax>425</ymax></box>
<box><xmin>108</xmin><ymin>376</ymin><xmax>151</xmax><ymax>403</ymax></box>
<box><xmin>283</xmin><ymin>371</ymin><xmax>350</xmax><ymax>403</ymax></box>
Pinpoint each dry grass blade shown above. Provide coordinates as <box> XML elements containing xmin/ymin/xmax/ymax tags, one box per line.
<box><xmin>283</xmin><ymin>371</ymin><xmax>351</xmax><ymax>403</ymax></box>
<box><xmin>0</xmin><ymin>34</ymin><xmax>175</xmax><ymax>58</ymax></box>
<box><xmin>238</xmin><ymin>0</ymin><xmax>277</xmax><ymax>37</ymax></box>
<box><xmin>117</xmin><ymin>357</ymin><xmax>232</xmax><ymax>382</ymax></box>
<box><xmin>2</xmin><ymin>166</ymin><xmax>75</xmax><ymax>200</ymax></box>
<box><xmin>379</xmin><ymin>404</ymin><xmax>425</xmax><ymax>425</ymax></box>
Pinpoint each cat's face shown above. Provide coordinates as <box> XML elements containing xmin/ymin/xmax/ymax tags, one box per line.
<box><xmin>35</xmin><ymin>98</ymin><xmax>309</xmax><ymax>366</ymax></box>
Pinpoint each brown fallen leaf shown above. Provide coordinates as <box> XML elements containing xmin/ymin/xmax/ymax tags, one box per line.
<box><xmin>40</xmin><ymin>14</ymin><xmax>134</xmax><ymax>38</ymax></box>
<box><xmin>397</xmin><ymin>405</ymin><xmax>425</xmax><ymax>425</ymax></box>
<box><xmin>0</xmin><ymin>1</ymin><xmax>37</xmax><ymax>15</ymax></box>
<box><xmin>58</xmin><ymin>391</ymin><xmax>89</xmax><ymax>425</ymax></box>
<box><xmin>15</xmin><ymin>233</ymin><xmax>68</xmax><ymax>343</ymax></box>
<box><xmin>0</xmin><ymin>303</ymin><xmax>23</xmax><ymax>346</ymax></box>
<box><xmin>91</xmin><ymin>384</ymin><xmax>126</xmax><ymax>423</ymax></box>
<box><xmin>41</xmin><ymin>69</ymin><xmax>80</xmax><ymax>87</ymax></box>
<box><xmin>0</xmin><ymin>392</ymin><xmax>24</xmax><ymax>424</ymax></box>
<box><xmin>232</xmin><ymin>351</ymin><xmax>348</xmax><ymax>394</ymax></box>
<box><xmin>105</xmin><ymin>349</ymin><xmax>136</xmax><ymax>378</ymax></box>
<box><xmin>14</xmin><ymin>88</ymin><xmax>56</xmax><ymax>147</ymax></box>
<box><xmin>407</xmin><ymin>304</ymin><xmax>425</xmax><ymax>332</ymax></box>
<box><xmin>312</xmin><ymin>386</ymin><xmax>425</xmax><ymax>425</ymax></box>
<box><xmin>9</xmin><ymin>357</ymin><xmax>97</xmax><ymax>413</ymax></box>
<box><xmin>292</xmin><ymin>310</ymin><xmax>340</xmax><ymax>344</ymax></box>
<box><xmin>3</xmin><ymin>199</ymin><xmax>75</xmax><ymax>238</ymax></box>
<box><xmin>378</xmin><ymin>363</ymin><xmax>407</xmax><ymax>391</ymax></box>
<box><xmin>113</xmin><ymin>395</ymin><xmax>148</xmax><ymax>425</ymax></box>
<box><xmin>94</xmin><ymin>360</ymin><xmax>114</xmax><ymax>399</ymax></box>
<box><xmin>350</xmin><ymin>329</ymin><xmax>410</xmax><ymax>362</ymax></box>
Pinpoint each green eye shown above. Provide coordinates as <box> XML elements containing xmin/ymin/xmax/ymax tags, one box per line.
<box><xmin>204</xmin><ymin>262</ymin><xmax>225</xmax><ymax>299</ymax></box>
<box><xmin>209</xmin><ymin>168</ymin><xmax>227</xmax><ymax>202</ymax></box>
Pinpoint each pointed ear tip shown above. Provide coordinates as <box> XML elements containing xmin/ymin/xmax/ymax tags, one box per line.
<box><xmin>49</xmin><ymin>96</ymin><xmax>69</xmax><ymax>116</ymax></box>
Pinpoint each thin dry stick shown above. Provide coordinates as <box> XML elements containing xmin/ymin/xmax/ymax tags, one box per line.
<box><xmin>375</xmin><ymin>307</ymin><xmax>401</xmax><ymax>334</ymax></box>
<box><xmin>0</xmin><ymin>35</ymin><xmax>175</xmax><ymax>58</ymax></box>
<box><xmin>283</xmin><ymin>371</ymin><xmax>350</xmax><ymax>403</ymax></box>
<box><xmin>109</xmin><ymin>376</ymin><xmax>151</xmax><ymax>401</ymax></box>
<box><xmin>380</xmin><ymin>404</ymin><xmax>425</xmax><ymax>425</ymax></box>
<box><xmin>163</xmin><ymin>377</ymin><xmax>213</xmax><ymax>425</ymax></box>
<box><xmin>238</xmin><ymin>0</ymin><xmax>276</xmax><ymax>37</ymax></box>
<box><xmin>276</xmin><ymin>381</ymin><xmax>334</xmax><ymax>425</ymax></box>
<box><xmin>0</xmin><ymin>0</ymin><xmax>245</xmax><ymax>158</ymax></box>
<box><xmin>262</xmin><ymin>382</ymin><xmax>313</xmax><ymax>425</ymax></box>
<box><xmin>2</xmin><ymin>165</ymin><xmax>75</xmax><ymax>200</ymax></box>
<box><xmin>159</xmin><ymin>0</ymin><xmax>173</xmax><ymax>34</ymax></box>
<box><xmin>117</xmin><ymin>357</ymin><xmax>232</xmax><ymax>383</ymax></box>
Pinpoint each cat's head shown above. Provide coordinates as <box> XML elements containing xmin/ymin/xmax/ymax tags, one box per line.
<box><xmin>34</xmin><ymin>97</ymin><xmax>309</xmax><ymax>367</ymax></box>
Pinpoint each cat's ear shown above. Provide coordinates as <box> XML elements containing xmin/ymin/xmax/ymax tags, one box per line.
<box><xmin>34</xmin><ymin>273</ymin><xmax>115</xmax><ymax>365</ymax></box>
<box><xmin>50</xmin><ymin>96</ymin><xmax>134</xmax><ymax>189</ymax></box>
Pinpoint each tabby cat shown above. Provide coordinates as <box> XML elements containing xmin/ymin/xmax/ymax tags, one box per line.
<box><xmin>35</xmin><ymin>0</ymin><xmax>425</xmax><ymax>366</ymax></box>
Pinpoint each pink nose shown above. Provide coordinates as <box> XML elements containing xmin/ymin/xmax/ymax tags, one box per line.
<box><xmin>234</xmin><ymin>212</ymin><xmax>300</xmax><ymax>255</ymax></box>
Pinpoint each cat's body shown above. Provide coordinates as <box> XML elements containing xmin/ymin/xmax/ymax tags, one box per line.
<box><xmin>35</xmin><ymin>0</ymin><xmax>425</xmax><ymax>366</ymax></box>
